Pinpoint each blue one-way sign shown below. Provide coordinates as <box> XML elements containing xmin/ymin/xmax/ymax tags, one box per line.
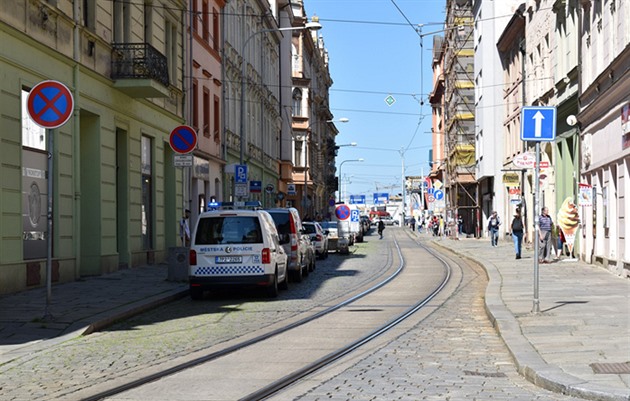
<box><xmin>521</xmin><ymin>106</ymin><xmax>556</xmax><ymax>142</ymax></box>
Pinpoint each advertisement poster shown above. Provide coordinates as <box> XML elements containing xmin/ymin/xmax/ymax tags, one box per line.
<box><xmin>579</xmin><ymin>183</ymin><xmax>593</xmax><ymax>207</ymax></box>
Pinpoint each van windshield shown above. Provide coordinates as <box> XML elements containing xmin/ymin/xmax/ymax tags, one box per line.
<box><xmin>195</xmin><ymin>216</ymin><xmax>263</xmax><ymax>245</ymax></box>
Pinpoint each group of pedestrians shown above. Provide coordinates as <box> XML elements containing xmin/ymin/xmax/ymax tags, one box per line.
<box><xmin>489</xmin><ymin>206</ymin><xmax>571</xmax><ymax>263</ymax></box>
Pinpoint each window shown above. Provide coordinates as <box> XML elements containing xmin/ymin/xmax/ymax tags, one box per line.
<box><xmin>83</xmin><ymin>0</ymin><xmax>96</xmax><ymax>30</ymax></box>
<box><xmin>294</xmin><ymin>138</ymin><xmax>303</xmax><ymax>167</ymax></box>
<box><xmin>113</xmin><ymin>0</ymin><xmax>131</xmax><ymax>43</ymax></box>
<box><xmin>202</xmin><ymin>0</ymin><xmax>209</xmax><ymax>42</ymax></box>
<box><xmin>165</xmin><ymin>19</ymin><xmax>178</xmax><ymax>83</ymax></box>
<box><xmin>141</xmin><ymin>136</ymin><xmax>153</xmax><ymax>250</ymax></box>
<box><xmin>203</xmin><ymin>87</ymin><xmax>210</xmax><ymax>137</ymax></box>
<box><xmin>213</xmin><ymin>9</ymin><xmax>220</xmax><ymax>51</ymax></box>
<box><xmin>144</xmin><ymin>0</ymin><xmax>153</xmax><ymax>44</ymax></box>
<box><xmin>192</xmin><ymin>81</ymin><xmax>198</xmax><ymax>130</ymax></box>
<box><xmin>22</xmin><ymin>88</ymin><xmax>46</xmax><ymax>150</ymax></box>
<box><xmin>192</xmin><ymin>0</ymin><xmax>198</xmax><ymax>33</ymax></box>
<box><xmin>213</xmin><ymin>95</ymin><xmax>220</xmax><ymax>142</ymax></box>
<box><xmin>292</xmin><ymin>88</ymin><xmax>302</xmax><ymax>117</ymax></box>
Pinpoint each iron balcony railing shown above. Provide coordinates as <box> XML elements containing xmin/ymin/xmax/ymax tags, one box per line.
<box><xmin>111</xmin><ymin>43</ymin><xmax>169</xmax><ymax>87</ymax></box>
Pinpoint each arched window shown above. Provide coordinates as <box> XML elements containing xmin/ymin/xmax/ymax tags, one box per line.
<box><xmin>292</xmin><ymin>88</ymin><xmax>303</xmax><ymax>117</ymax></box>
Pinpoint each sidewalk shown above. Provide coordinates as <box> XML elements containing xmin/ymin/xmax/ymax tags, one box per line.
<box><xmin>0</xmin><ymin>264</ymin><xmax>188</xmax><ymax>364</ymax></box>
<box><xmin>0</xmin><ymin>239</ymin><xmax>628</xmax><ymax>401</ymax></box>
<box><xmin>428</xmin><ymin>234</ymin><xmax>630</xmax><ymax>401</ymax></box>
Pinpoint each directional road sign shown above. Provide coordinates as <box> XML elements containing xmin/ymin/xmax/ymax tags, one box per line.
<box><xmin>349</xmin><ymin>194</ymin><xmax>365</xmax><ymax>205</ymax></box>
<box><xmin>27</xmin><ymin>80</ymin><xmax>74</xmax><ymax>129</ymax></box>
<box><xmin>169</xmin><ymin>125</ymin><xmax>197</xmax><ymax>154</ymax></box>
<box><xmin>235</xmin><ymin>164</ymin><xmax>248</xmax><ymax>184</ymax></box>
<box><xmin>433</xmin><ymin>189</ymin><xmax>444</xmax><ymax>201</ymax></box>
<box><xmin>373</xmin><ymin>193</ymin><xmax>389</xmax><ymax>205</ymax></box>
<box><xmin>521</xmin><ymin>106</ymin><xmax>557</xmax><ymax>142</ymax></box>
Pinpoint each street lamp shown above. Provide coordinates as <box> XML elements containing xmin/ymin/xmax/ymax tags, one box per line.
<box><xmin>338</xmin><ymin>158</ymin><xmax>364</xmax><ymax>203</ymax></box>
<box><xmin>240</xmin><ymin>20</ymin><xmax>322</xmax><ymax>165</ymax></box>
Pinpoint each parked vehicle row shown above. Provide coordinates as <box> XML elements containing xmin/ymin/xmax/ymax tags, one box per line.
<box><xmin>187</xmin><ymin>203</ymin><xmax>321</xmax><ymax>300</ymax></box>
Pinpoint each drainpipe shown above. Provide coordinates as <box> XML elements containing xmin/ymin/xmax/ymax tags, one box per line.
<box><xmin>73</xmin><ymin>0</ymin><xmax>81</xmax><ymax>278</ymax></box>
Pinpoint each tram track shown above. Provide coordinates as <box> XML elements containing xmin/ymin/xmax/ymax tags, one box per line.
<box><xmin>92</xmin><ymin>230</ymin><xmax>455</xmax><ymax>401</ymax></box>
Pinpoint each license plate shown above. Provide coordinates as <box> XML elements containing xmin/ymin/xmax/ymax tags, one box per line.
<box><xmin>215</xmin><ymin>256</ymin><xmax>242</xmax><ymax>264</ymax></box>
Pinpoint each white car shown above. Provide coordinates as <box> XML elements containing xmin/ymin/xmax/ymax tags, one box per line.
<box><xmin>320</xmin><ymin>221</ymin><xmax>349</xmax><ymax>254</ymax></box>
<box><xmin>189</xmin><ymin>206</ymin><xmax>288</xmax><ymax>299</ymax></box>
<box><xmin>303</xmin><ymin>221</ymin><xmax>329</xmax><ymax>259</ymax></box>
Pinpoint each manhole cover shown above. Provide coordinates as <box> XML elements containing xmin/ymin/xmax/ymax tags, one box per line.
<box><xmin>590</xmin><ymin>362</ymin><xmax>630</xmax><ymax>374</ymax></box>
<box><xmin>463</xmin><ymin>370</ymin><xmax>507</xmax><ymax>378</ymax></box>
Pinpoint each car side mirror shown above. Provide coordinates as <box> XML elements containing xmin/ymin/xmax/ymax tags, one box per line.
<box><xmin>323</xmin><ymin>230</ymin><xmax>329</xmax><ymax>235</ymax></box>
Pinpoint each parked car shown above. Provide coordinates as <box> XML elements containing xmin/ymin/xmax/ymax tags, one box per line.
<box><xmin>188</xmin><ymin>207</ymin><xmax>288</xmax><ymax>299</ymax></box>
<box><xmin>381</xmin><ymin>217</ymin><xmax>399</xmax><ymax>226</ymax></box>
<box><xmin>320</xmin><ymin>220</ymin><xmax>349</xmax><ymax>254</ymax></box>
<box><xmin>303</xmin><ymin>221</ymin><xmax>329</xmax><ymax>259</ymax></box>
<box><xmin>266</xmin><ymin>208</ymin><xmax>316</xmax><ymax>282</ymax></box>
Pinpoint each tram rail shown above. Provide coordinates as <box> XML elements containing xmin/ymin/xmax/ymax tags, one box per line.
<box><xmin>89</xmin><ymin>229</ymin><xmax>453</xmax><ymax>401</ymax></box>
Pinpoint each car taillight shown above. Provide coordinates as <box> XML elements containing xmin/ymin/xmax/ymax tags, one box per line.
<box><xmin>315</xmin><ymin>234</ymin><xmax>322</xmax><ymax>241</ymax></box>
<box><xmin>290</xmin><ymin>234</ymin><xmax>298</xmax><ymax>252</ymax></box>
<box><xmin>189</xmin><ymin>249</ymin><xmax>197</xmax><ymax>265</ymax></box>
<box><xmin>262</xmin><ymin>248</ymin><xmax>271</xmax><ymax>264</ymax></box>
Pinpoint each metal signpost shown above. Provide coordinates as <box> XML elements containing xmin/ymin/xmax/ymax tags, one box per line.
<box><xmin>27</xmin><ymin>80</ymin><xmax>74</xmax><ymax>320</ymax></box>
<box><xmin>520</xmin><ymin>106</ymin><xmax>556</xmax><ymax>313</ymax></box>
<box><xmin>169</xmin><ymin>125</ymin><xmax>197</xmax><ymax>227</ymax></box>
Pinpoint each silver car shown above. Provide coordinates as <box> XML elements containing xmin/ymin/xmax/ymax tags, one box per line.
<box><xmin>303</xmin><ymin>221</ymin><xmax>329</xmax><ymax>259</ymax></box>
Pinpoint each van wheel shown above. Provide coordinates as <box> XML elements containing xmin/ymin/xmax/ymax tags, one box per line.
<box><xmin>267</xmin><ymin>270</ymin><xmax>279</xmax><ymax>298</ymax></box>
<box><xmin>190</xmin><ymin>286</ymin><xmax>203</xmax><ymax>301</ymax></box>
<box><xmin>292</xmin><ymin>267</ymin><xmax>303</xmax><ymax>283</ymax></box>
<box><xmin>279</xmin><ymin>267</ymin><xmax>289</xmax><ymax>290</ymax></box>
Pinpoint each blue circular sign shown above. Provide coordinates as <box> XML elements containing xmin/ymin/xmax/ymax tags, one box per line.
<box><xmin>27</xmin><ymin>80</ymin><xmax>74</xmax><ymax>129</ymax></box>
<box><xmin>335</xmin><ymin>204</ymin><xmax>351</xmax><ymax>220</ymax></box>
<box><xmin>169</xmin><ymin>125</ymin><xmax>198</xmax><ymax>154</ymax></box>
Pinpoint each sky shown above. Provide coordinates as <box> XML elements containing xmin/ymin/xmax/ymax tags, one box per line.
<box><xmin>304</xmin><ymin>0</ymin><xmax>447</xmax><ymax>202</ymax></box>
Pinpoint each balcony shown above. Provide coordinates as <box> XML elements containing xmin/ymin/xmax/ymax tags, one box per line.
<box><xmin>111</xmin><ymin>43</ymin><xmax>170</xmax><ymax>98</ymax></box>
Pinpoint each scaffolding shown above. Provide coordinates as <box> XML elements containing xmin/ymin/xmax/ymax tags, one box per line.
<box><xmin>442</xmin><ymin>0</ymin><xmax>480</xmax><ymax>237</ymax></box>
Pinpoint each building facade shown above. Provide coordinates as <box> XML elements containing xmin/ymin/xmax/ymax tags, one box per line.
<box><xmin>578</xmin><ymin>0</ymin><xmax>630</xmax><ymax>277</ymax></box>
<box><xmin>189</xmin><ymin>0</ymin><xmax>226</xmax><ymax>223</ymax></box>
<box><xmin>1</xmin><ymin>0</ymin><xmax>187</xmax><ymax>294</ymax></box>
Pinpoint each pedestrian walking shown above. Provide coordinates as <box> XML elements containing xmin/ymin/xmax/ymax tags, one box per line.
<box><xmin>457</xmin><ymin>214</ymin><xmax>464</xmax><ymax>235</ymax></box>
<box><xmin>377</xmin><ymin>218</ymin><xmax>385</xmax><ymax>239</ymax></box>
<box><xmin>538</xmin><ymin>206</ymin><xmax>554</xmax><ymax>263</ymax></box>
<box><xmin>511</xmin><ymin>212</ymin><xmax>524</xmax><ymax>259</ymax></box>
<box><xmin>410</xmin><ymin>216</ymin><xmax>416</xmax><ymax>231</ymax></box>
<box><xmin>488</xmin><ymin>211</ymin><xmax>501</xmax><ymax>247</ymax></box>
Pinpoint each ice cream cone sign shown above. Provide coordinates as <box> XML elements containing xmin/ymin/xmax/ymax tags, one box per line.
<box><xmin>557</xmin><ymin>197</ymin><xmax>580</xmax><ymax>255</ymax></box>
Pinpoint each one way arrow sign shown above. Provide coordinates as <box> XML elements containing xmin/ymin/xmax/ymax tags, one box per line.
<box><xmin>521</xmin><ymin>106</ymin><xmax>556</xmax><ymax>142</ymax></box>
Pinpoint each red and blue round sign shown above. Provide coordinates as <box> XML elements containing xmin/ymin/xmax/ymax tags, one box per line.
<box><xmin>27</xmin><ymin>80</ymin><xmax>74</xmax><ymax>129</ymax></box>
<box><xmin>335</xmin><ymin>204</ymin><xmax>351</xmax><ymax>220</ymax></box>
<box><xmin>169</xmin><ymin>125</ymin><xmax>198</xmax><ymax>154</ymax></box>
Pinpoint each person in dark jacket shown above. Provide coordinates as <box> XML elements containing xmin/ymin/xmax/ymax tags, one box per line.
<box><xmin>378</xmin><ymin>218</ymin><xmax>385</xmax><ymax>239</ymax></box>
<box><xmin>511</xmin><ymin>211</ymin><xmax>525</xmax><ymax>259</ymax></box>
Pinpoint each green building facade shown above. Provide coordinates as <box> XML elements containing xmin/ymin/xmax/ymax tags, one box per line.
<box><xmin>0</xmin><ymin>1</ymin><xmax>186</xmax><ymax>295</ymax></box>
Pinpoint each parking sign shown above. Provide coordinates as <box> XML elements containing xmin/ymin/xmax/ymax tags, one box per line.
<box><xmin>235</xmin><ymin>165</ymin><xmax>248</xmax><ymax>184</ymax></box>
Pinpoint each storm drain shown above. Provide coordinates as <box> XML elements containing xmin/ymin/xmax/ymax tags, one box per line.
<box><xmin>590</xmin><ymin>362</ymin><xmax>630</xmax><ymax>374</ymax></box>
<box><xmin>463</xmin><ymin>370</ymin><xmax>507</xmax><ymax>378</ymax></box>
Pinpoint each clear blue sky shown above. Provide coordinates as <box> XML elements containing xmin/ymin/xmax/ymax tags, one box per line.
<box><xmin>305</xmin><ymin>0</ymin><xmax>446</xmax><ymax>201</ymax></box>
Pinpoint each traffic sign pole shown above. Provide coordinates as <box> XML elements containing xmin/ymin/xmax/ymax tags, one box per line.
<box><xmin>27</xmin><ymin>80</ymin><xmax>75</xmax><ymax>322</ymax></box>
<box><xmin>45</xmin><ymin>129</ymin><xmax>54</xmax><ymax>321</ymax></box>
<box><xmin>533</xmin><ymin>142</ymin><xmax>541</xmax><ymax>313</ymax></box>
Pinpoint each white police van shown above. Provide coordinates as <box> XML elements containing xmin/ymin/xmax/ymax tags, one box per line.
<box><xmin>188</xmin><ymin>202</ymin><xmax>288</xmax><ymax>299</ymax></box>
